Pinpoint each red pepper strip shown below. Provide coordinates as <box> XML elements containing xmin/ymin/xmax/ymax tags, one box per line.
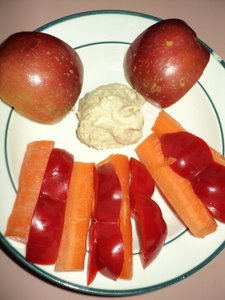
<box><xmin>94</xmin><ymin>163</ymin><xmax>122</xmax><ymax>223</ymax></box>
<box><xmin>160</xmin><ymin>132</ymin><xmax>213</xmax><ymax>180</ymax></box>
<box><xmin>129</xmin><ymin>157</ymin><xmax>167</xmax><ymax>268</ymax></box>
<box><xmin>160</xmin><ymin>132</ymin><xmax>225</xmax><ymax>222</ymax></box>
<box><xmin>87</xmin><ymin>163</ymin><xmax>124</xmax><ymax>285</ymax></box>
<box><xmin>88</xmin><ymin>223</ymin><xmax>124</xmax><ymax>283</ymax></box>
<box><xmin>87</xmin><ymin>224</ymin><xmax>98</xmax><ymax>286</ymax></box>
<box><xmin>192</xmin><ymin>163</ymin><xmax>225</xmax><ymax>222</ymax></box>
<box><xmin>26</xmin><ymin>148</ymin><xmax>74</xmax><ymax>265</ymax></box>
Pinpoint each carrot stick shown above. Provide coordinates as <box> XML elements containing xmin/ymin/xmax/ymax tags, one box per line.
<box><xmin>151</xmin><ymin>110</ymin><xmax>185</xmax><ymax>136</ymax></box>
<box><xmin>5</xmin><ymin>140</ymin><xmax>54</xmax><ymax>243</ymax></box>
<box><xmin>212</xmin><ymin>150</ymin><xmax>225</xmax><ymax>166</ymax></box>
<box><xmin>136</xmin><ymin>132</ymin><xmax>217</xmax><ymax>238</ymax></box>
<box><xmin>152</xmin><ymin>110</ymin><xmax>225</xmax><ymax>165</ymax></box>
<box><xmin>55</xmin><ymin>162</ymin><xmax>95</xmax><ymax>271</ymax></box>
<box><xmin>99</xmin><ymin>154</ymin><xmax>133</xmax><ymax>279</ymax></box>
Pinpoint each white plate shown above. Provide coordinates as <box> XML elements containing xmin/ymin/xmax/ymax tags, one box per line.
<box><xmin>0</xmin><ymin>10</ymin><xmax>225</xmax><ymax>296</ymax></box>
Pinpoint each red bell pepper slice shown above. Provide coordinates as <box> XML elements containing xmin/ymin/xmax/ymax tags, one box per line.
<box><xmin>129</xmin><ymin>157</ymin><xmax>167</xmax><ymax>268</ymax></box>
<box><xmin>94</xmin><ymin>163</ymin><xmax>122</xmax><ymax>223</ymax></box>
<box><xmin>88</xmin><ymin>222</ymin><xmax>124</xmax><ymax>284</ymax></box>
<box><xmin>160</xmin><ymin>131</ymin><xmax>213</xmax><ymax>180</ymax></box>
<box><xmin>26</xmin><ymin>148</ymin><xmax>74</xmax><ymax>264</ymax></box>
<box><xmin>160</xmin><ymin>131</ymin><xmax>225</xmax><ymax>222</ymax></box>
<box><xmin>87</xmin><ymin>163</ymin><xmax>124</xmax><ymax>285</ymax></box>
<box><xmin>192</xmin><ymin>162</ymin><xmax>225</xmax><ymax>222</ymax></box>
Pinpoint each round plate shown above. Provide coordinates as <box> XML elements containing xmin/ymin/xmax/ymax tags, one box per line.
<box><xmin>1</xmin><ymin>10</ymin><xmax>225</xmax><ymax>297</ymax></box>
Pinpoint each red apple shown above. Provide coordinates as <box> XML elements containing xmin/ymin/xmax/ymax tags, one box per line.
<box><xmin>0</xmin><ymin>31</ymin><xmax>83</xmax><ymax>123</ymax></box>
<box><xmin>124</xmin><ymin>19</ymin><xmax>210</xmax><ymax>108</ymax></box>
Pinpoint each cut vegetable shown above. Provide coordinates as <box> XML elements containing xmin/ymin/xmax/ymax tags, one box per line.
<box><xmin>192</xmin><ymin>162</ymin><xmax>225</xmax><ymax>222</ymax></box>
<box><xmin>99</xmin><ymin>154</ymin><xmax>133</xmax><ymax>279</ymax></box>
<box><xmin>55</xmin><ymin>162</ymin><xmax>95</xmax><ymax>271</ymax></box>
<box><xmin>5</xmin><ymin>140</ymin><xmax>54</xmax><ymax>243</ymax></box>
<box><xmin>160</xmin><ymin>131</ymin><xmax>225</xmax><ymax>222</ymax></box>
<box><xmin>153</xmin><ymin>110</ymin><xmax>225</xmax><ymax>223</ymax></box>
<box><xmin>160</xmin><ymin>131</ymin><xmax>213</xmax><ymax>180</ymax></box>
<box><xmin>151</xmin><ymin>110</ymin><xmax>225</xmax><ymax>165</ymax></box>
<box><xmin>129</xmin><ymin>158</ymin><xmax>167</xmax><ymax>268</ymax></box>
<box><xmin>87</xmin><ymin>163</ymin><xmax>124</xmax><ymax>285</ymax></box>
<box><xmin>90</xmin><ymin>222</ymin><xmax>124</xmax><ymax>282</ymax></box>
<box><xmin>136</xmin><ymin>133</ymin><xmax>217</xmax><ymax>237</ymax></box>
<box><xmin>151</xmin><ymin>110</ymin><xmax>185</xmax><ymax>136</ymax></box>
<box><xmin>26</xmin><ymin>148</ymin><xmax>74</xmax><ymax>264</ymax></box>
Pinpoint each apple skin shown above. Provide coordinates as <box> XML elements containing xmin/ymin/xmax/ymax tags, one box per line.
<box><xmin>124</xmin><ymin>19</ymin><xmax>210</xmax><ymax>108</ymax></box>
<box><xmin>0</xmin><ymin>31</ymin><xmax>83</xmax><ymax>123</ymax></box>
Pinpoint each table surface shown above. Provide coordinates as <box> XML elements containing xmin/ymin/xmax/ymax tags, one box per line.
<box><xmin>1</xmin><ymin>1</ymin><xmax>225</xmax><ymax>300</ymax></box>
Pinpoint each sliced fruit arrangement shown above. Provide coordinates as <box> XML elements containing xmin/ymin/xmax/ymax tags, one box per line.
<box><xmin>5</xmin><ymin>110</ymin><xmax>225</xmax><ymax>285</ymax></box>
<box><xmin>5</xmin><ymin>110</ymin><xmax>225</xmax><ymax>284</ymax></box>
<box><xmin>151</xmin><ymin>111</ymin><xmax>225</xmax><ymax>224</ymax></box>
<box><xmin>5</xmin><ymin>140</ymin><xmax>167</xmax><ymax>284</ymax></box>
<box><xmin>5</xmin><ymin>110</ymin><xmax>225</xmax><ymax>283</ymax></box>
<box><xmin>136</xmin><ymin>111</ymin><xmax>225</xmax><ymax>237</ymax></box>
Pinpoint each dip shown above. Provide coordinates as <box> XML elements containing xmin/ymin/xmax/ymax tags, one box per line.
<box><xmin>76</xmin><ymin>83</ymin><xmax>145</xmax><ymax>150</ymax></box>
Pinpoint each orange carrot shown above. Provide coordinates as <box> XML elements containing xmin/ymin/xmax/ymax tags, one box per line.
<box><xmin>152</xmin><ymin>110</ymin><xmax>225</xmax><ymax>165</ymax></box>
<box><xmin>151</xmin><ymin>110</ymin><xmax>185</xmax><ymax>136</ymax></box>
<box><xmin>5</xmin><ymin>140</ymin><xmax>54</xmax><ymax>243</ymax></box>
<box><xmin>136</xmin><ymin>113</ymin><xmax>217</xmax><ymax>238</ymax></box>
<box><xmin>55</xmin><ymin>162</ymin><xmax>95</xmax><ymax>271</ymax></box>
<box><xmin>212</xmin><ymin>150</ymin><xmax>225</xmax><ymax>166</ymax></box>
<box><xmin>99</xmin><ymin>154</ymin><xmax>133</xmax><ymax>279</ymax></box>
<box><xmin>136</xmin><ymin>134</ymin><xmax>217</xmax><ymax>237</ymax></box>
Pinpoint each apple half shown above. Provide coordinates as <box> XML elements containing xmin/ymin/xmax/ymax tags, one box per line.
<box><xmin>124</xmin><ymin>19</ymin><xmax>210</xmax><ymax>108</ymax></box>
<box><xmin>0</xmin><ymin>31</ymin><xmax>83</xmax><ymax>123</ymax></box>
